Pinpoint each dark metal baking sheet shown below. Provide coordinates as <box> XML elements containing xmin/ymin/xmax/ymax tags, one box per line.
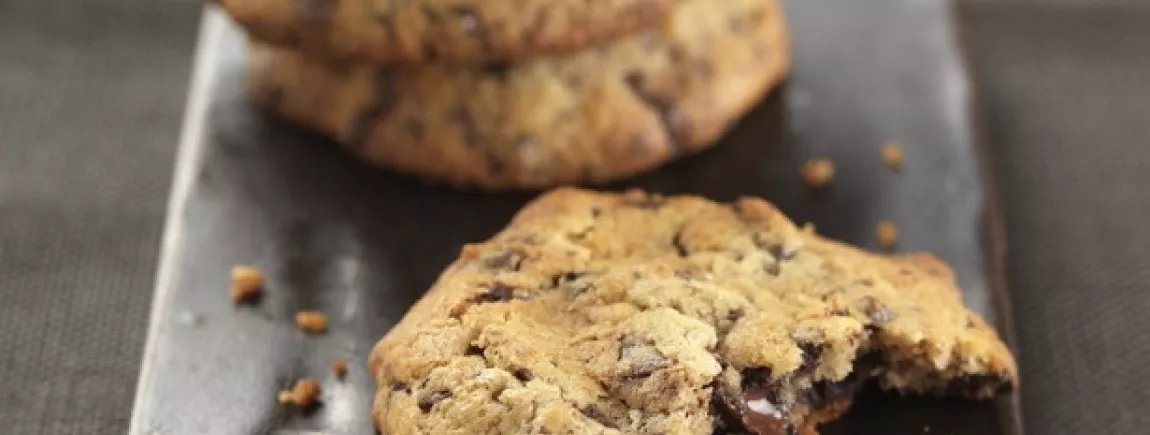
<box><xmin>129</xmin><ymin>2</ymin><xmax>1022</xmax><ymax>434</ymax></box>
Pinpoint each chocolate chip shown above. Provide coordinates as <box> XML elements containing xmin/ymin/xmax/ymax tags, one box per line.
<box><xmin>762</xmin><ymin>260</ymin><xmax>781</xmax><ymax>277</ymax></box>
<box><xmin>860</xmin><ymin>296</ymin><xmax>895</xmax><ymax>327</ymax></box>
<box><xmin>797</xmin><ymin>342</ymin><xmax>825</xmax><ymax>374</ymax></box>
<box><xmin>581</xmin><ymin>404</ymin><xmax>617</xmax><ymax>428</ymax></box>
<box><xmin>473</xmin><ymin>283</ymin><xmax>515</xmax><ymax>303</ymax></box>
<box><xmin>513</xmin><ymin>368</ymin><xmax>533</xmax><ymax>382</ymax></box>
<box><xmin>727</xmin><ymin>307</ymin><xmax>747</xmax><ymax>322</ymax></box>
<box><xmin>420</xmin><ymin>4</ymin><xmax>442</xmax><ymax>24</ymax></box>
<box><xmin>622</xmin><ymin>71</ymin><xmax>691</xmax><ymax>152</ymax></box>
<box><xmin>404</xmin><ymin>119</ymin><xmax>425</xmax><ymax>140</ymax></box>
<box><xmin>294</xmin><ymin>0</ymin><xmax>338</xmax><ymax>22</ymax></box>
<box><xmin>374</xmin><ymin>13</ymin><xmax>399</xmax><ymax>43</ymax></box>
<box><xmin>564</xmin><ymin>74</ymin><xmax>584</xmax><ymax>89</ymax></box>
<box><xmin>945</xmin><ymin>373</ymin><xmax>1013</xmax><ymax>397</ymax></box>
<box><xmin>451</xmin><ymin>108</ymin><xmax>479</xmax><ymax>148</ymax></box>
<box><xmin>549</xmin><ymin>271</ymin><xmax>585</xmax><ymax>288</ymax></box>
<box><xmin>465</xmin><ymin>345</ymin><xmax>485</xmax><ymax>356</ymax></box>
<box><xmin>715</xmin><ymin>374</ymin><xmax>795</xmax><ymax>435</ymax></box>
<box><xmin>389</xmin><ymin>381</ymin><xmax>408</xmax><ymax>391</ymax></box>
<box><xmin>618</xmin><ymin>341</ymin><xmax>669</xmax><ymax>380</ymax></box>
<box><xmin>483</xmin><ymin>250</ymin><xmax>524</xmax><ymax>271</ymax></box>
<box><xmin>421</xmin><ymin>40</ymin><xmax>440</xmax><ymax>61</ymax></box>
<box><xmin>740</xmin><ymin>368</ymin><xmax>773</xmax><ymax>389</ymax></box>
<box><xmin>417</xmin><ymin>390</ymin><xmax>451</xmax><ymax>412</ymax></box>
<box><xmin>345</xmin><ymin>71</ymin><xmax>398</xmax><ymax>149</ymax></box>
<box><xmin>482</xmin><ymin>63</ymin><xmax>512</xmax><ymax>80</ymax></box>
<box><xmin>263</xmin><ymin>86</ymin><xmax>285</xmax><ymax>109</ymax></box>
<box><xmin>672</xmin><ymin>232</ymin><xmax>689</xmax><ymax>257</ymax></box>
<box><xmin>729</xmin><ymin>16</ymin><xmax>749</xmax><ymax>32</ymax></box>
<box><xmin>451</xmin><ymin>6</ymin><xmax>480</xmax><ymax>33</ymax></box>
<box><xmin>625</xmin><ymin>191</ymin><xmax>667</xmax><ymax>209</ymax></box>
<box><xmin>629</xmin><ymin>134</ymin><xmax>655</xmax><ymax>157</ymax></box>
<box><xmin>693</xmin><ymin>60</ymin><xmax>715</xmax><ymax>79</ymax></box>
<box><xmin>486</xmin><ymin>153</ymin><xmax>507</xmax><ymax>174</ymax></box>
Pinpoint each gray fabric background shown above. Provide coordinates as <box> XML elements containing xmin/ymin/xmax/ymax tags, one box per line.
<box><xmin>0</xmin><ymin>0</ymin><xmax>1147</xmax><ymax>434</ymax></box>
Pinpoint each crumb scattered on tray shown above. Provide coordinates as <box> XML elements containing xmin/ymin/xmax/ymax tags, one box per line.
<box><xmin>801</xmin><ymin>158</ymin><xmax>835</xmax><ymax>188</ymax></box>
<box><xmin>278</xmin><ymin>378</ymin><xmax>321</xmax><ymax>407</ymax></box>
<box><xmin>876</xmin><ymin>221</ymin><xmax>899</xmax><ymax>248</ymax></box>
<box><xmin>882</xmin><ymin>141</ymin><xmax>904</xmax><ymax>170</ymax></box>
<box><xmin>332</xmin><ymin>359</ymin><xmax>349</xmax><ymax>379</ymax></box>
<box><xmin>295</xmin><ymin>310</ymin><xmax>328</xmax><ymax>333</ymax></box>
<box><xmin>230</xmin><ymin>266</ymin><xmax>264</xmax><ymax>303</ymax></box>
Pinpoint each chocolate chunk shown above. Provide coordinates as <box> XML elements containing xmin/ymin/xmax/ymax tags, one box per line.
<box><xmin>421</xmin><ymin>40</ymin><xmax>440</xmax><ymax>61</ymax></box>
<box><xmin>629</xmin><ymin>134</ymin><xmax>655</xmax><ymax>157</ymax></box>
<box><xmin>945</xmin><ymin>373</ymin><xmax>1013</xmax><ymax>397</ymax></box>
<box><xmin>727</xmin><ymin>307</ymin><xmax>747</xmax><ymax>322</ymax></box>
<box><xmin>550</xmin><ymin>271</ymin><xmax>585</xmax><ymax>288</ymax></box>
<box><xmin>618</xmin><ymin>341</ymin><xmax>669</xmax><ymax>380</ymax></box>
<box><xmin>417</xmin><ymin>390</ymin><xmax>451</xmax><ymax>412</ymax></box>
<box><xmin>622</xmin><ymin>71</ymin><xmax>691</xmax><ymax>151</ymax></box>
<box><xmin>581</xmin><ymin>404</ymin><xmax>617</xmax><ymax>428</ymax></box>
<box><xmin>465</xmin><ymin>345</ymin><xmax>485</xmax><ymax>356</ymax></box>
<box><xmin>473</xmin><ymin>283</ymin><xmax>515</xmax><ymax>303</ymax></box>
<box><xmin>345</xmin><ymin>71</ymin><xmax>398</xmax><ymax>149</ymax></box>
<box><xmin>389</xmin><ymin>381</ymin><xmax>408</xmax><ymax>392</ymax></box>
<box><xmin>714</xmin><ymin>375</ymin><xmax>795</xmax><ymax>435</ymax></box>
<box><xmin>513</xmin><ymin>368</ymin><xmax>533</xmax><ymax>382</ymax></box>
<box><xmin>672</xmin><ymin>232</ymin><xmax>689</xmax><ymax>257</ymax></box>
<box><xmin>294</xmin><ymin>0</ymin><xmax>338</xmax><ymax>22</ymax></box>
<box><xmin>860</xmin><ymin>296</ymin><xmax>895</xmax><ymax>327</ymax></box>
<box><xmin>623</xmin><ymin>190</ymin><xmax>667</xmax><ymax>209</ymax></box>
<box><xmin>374</xmin><ymin>13</ymin><xmax>399</xmax><ymax>43</ymax></box>
<box><xmin>404</xmin><ymin>119</ymin><xmax>425</xmax><ymax>140</ymax></box>
<box><xmin>797</xmin><ymin>342</ymin><xmax>825</xmax><ymax>374</ymax></box>
<box><xmin>482</xmin><ymin>63</ymin><xmax>512</xmax><ymax>80</ymax></box>
<box><xmin>483</xmin><ymin>250</ymin><xmax>524</xmax><ymax>271</ymax></box>
<box><xmin>486</xmin><ymin>153</ymin><xmax>507</xmax><ymax>174</ymax></box>
<box><xmin>452</xmin><ymin>108</ymin><xmax>479</xmax><ymax>148</ymax></box>
<box><xmin>451</xmin><ymin>6</ymin><xmax>480</xmax><ymax>33</ymax></box>
<box><xmin>762</xmin><ymin>260</ymin><xmax>781</xmax><ymax>276</ymax></box>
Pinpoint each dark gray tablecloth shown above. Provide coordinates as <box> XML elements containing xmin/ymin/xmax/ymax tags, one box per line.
<box><xmin>1</xmin><ymin>0</ymin><xmax>1147</xmax><ymax>434</ymax></box>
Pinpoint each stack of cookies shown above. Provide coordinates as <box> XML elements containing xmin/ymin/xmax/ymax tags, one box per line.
<box><xmin>221</xmin><ymin>0</ymin><xmax>790</xmax><ymax>190</ymax></box>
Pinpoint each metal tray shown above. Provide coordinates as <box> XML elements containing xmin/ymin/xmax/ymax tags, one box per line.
<box><xmin>129</xmin><ymin>2</ymin><xmax>1022</xmax><ymax>434</ymax></box>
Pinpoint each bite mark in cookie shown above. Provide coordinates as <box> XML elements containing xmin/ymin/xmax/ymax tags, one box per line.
<box><xmin>368</xmin><ymin>189</ymin><xmax>1017</xmax><ymax>434</ymax></box>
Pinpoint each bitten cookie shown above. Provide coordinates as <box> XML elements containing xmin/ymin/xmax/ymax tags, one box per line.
<box><xmin>369</xmin><ymin>188</ymin><xmax>1019</xmax><ymax>435</ymax></box>
<box><xmin>245</xmin><ymin>0</ymin><xmax>789</xmax><ymax>190</ymax></box>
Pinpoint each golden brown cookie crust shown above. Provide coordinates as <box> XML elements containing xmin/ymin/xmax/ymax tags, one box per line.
<box><xmin>369</xmin><ymin>188</ymin><xmax>1018</xmax><ymax>435</ymax></box>
<box><xmin>245</xmin><ymin>0</ymin><xmax>790</xmax><ymax>190</ymax></box>
<box><xmin>221</xmin><ymin>0</ymin><xmax>675</xmax><ymax>65</ymax></box>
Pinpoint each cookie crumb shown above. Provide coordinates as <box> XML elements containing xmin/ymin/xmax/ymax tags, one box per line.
<box><xmin>332</xmin><ymin>359</ymin><xmax>349</xmax><ymax>379</ymax></box>
<box><xmin>876</xmin><ymin>221</ymin><xmax>899</xmax><ymax>248</ymax></box>
<box><xmin>295</xmin><ymin>311</ymin><xmax>328</xmax><ymax>333</ymax></box>
<box><xmin>230</xmin><ymin>266</ymin><xmax>264</xmax><ymax>303</ymax></box>
<box><xmin>278</xmin><ymin>378</ymin><xmax>321</xmax><ymax>407</ymax></box>
<box><xmin>882</xmin><ymin>141</ymin><xmax>904</xmax><ymax>170</ymax></box>
<box><xmin>801</xmin><ymin>158</ymin><xmax>835</xmax><ymax>188</ymax></box>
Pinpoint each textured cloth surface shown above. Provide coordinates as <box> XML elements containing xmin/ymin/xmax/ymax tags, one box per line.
<box><xmin>0</xmin><ymin>0</ymin><xmax>200</xmax><ymax>434</ymax></box>
<box><xmin>962</xmin><ymin>3</ymin><xmax>1150</xmax><ymax>433</ymax></box>
<box><xmin>0</xmin><ymin>1</ymin><xmax>1148</xmax><ymax>434</ymax></box>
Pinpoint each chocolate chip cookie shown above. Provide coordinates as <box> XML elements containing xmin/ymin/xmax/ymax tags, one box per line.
<box><xmin>369</xmin><ymin>188</ymin><xmax>1018</xmax><ymax>435</ymax></box>
<box><xmin>245</xmin><ymin>0</ymin><xmax>789</xmax><ymax>190</ymax></box>
<box><xmin>219</xmin><ymin>0</ymin><xmax>673</xmax><ymax>64</ymax></box>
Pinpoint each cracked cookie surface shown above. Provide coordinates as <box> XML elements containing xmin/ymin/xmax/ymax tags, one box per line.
<box><xmin>221</xmin><ymin>0</ymin><xmax>676</xmax><ymax>64</ymax></box>
<box><xmin>244</xmin><ymin>0</ymin><xmax>789</xmax><ymax>190</ymax></box>
<box><xmin>369</xmin><ymin>188</ymin><xmax>1018</xmax><ymax>435</ymax></box>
